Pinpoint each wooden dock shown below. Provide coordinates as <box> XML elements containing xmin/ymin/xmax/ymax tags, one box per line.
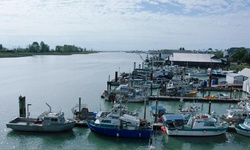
<box><xmin>148</xmin><ymin>95</ymin><xmax>241</xmax><ymax>103</ymax></box>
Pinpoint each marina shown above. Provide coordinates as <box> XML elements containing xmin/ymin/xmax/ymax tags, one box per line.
<box><xmin>1</xmin><ymin>52</ymin><xmax>250</xmax><ymax>150</ymax></box>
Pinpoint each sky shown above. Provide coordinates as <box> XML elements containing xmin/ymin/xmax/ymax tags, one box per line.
<box><xmin>0</xmin><ymin>0</ymin><xmax>250</xmax><ymax>51</ymax></box>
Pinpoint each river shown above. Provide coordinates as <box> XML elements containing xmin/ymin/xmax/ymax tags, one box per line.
<box><xmin>0</xmin><ymin>52</ymin><xmax>249</xmax><ymax>150</ymax></box>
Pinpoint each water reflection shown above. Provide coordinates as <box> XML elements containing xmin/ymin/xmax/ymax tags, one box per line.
<box><xmin>164</xmin><ymin>133</ymin><xmax>228</xmax><ymax>150</ymax></box>
<box><xmin>6</xmin><ymin>130</ymin><xmax>76</xmax><ymax>149</ymax></box>
<box><xmin>87</xmin><ymin>131</ymin><xmax>149</xmax><ymax>150</ymax></box>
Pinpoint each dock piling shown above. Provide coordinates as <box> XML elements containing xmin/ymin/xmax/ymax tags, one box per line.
<box><xmin>208</xmin><ymin>101</ymin><xmax>211</xmax><ymax>115</ymax></box>
<box><xmin>19</xmin><ymin>95</ymin><xmax>26</xmax><ymax>117</ymax></box>
<box><xmin>154</xmin><ymin>100</ymin><xmax>158</xmax><ymax>123</ymax></box>
<box><xmin>79</xmin><ymin>97</ymin><xmax>81</xmax><ymax>113</ymax></box>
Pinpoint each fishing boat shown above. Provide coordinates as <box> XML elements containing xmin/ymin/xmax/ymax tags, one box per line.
<box><xmin>143</xmin><ymin>80</ymin><xmax>161</xmax><ymax>89</ymax></box>
<box><xmin>150</xmin><ymin>105</ymin><xmax>167</xmax><ymax>119</ymax></box>
<box><xmin>235</xmin><ymin>118</ymin><xmax>250</xmax><ymax>136</ymax></box>
<box><xmin>71</xmin><ymin>98</ymin><xmax>97</xmax><ymax>127</ymax></box>
<box><xmin>6</xmin><ymin>102</ymin><xmax>75</xmax><ymax>132</ymax></box>
<box><xmin>184</xmin><ymin>90</ymin><xmax>198</xmax><ymax>97</ymax></box>
<box><xmin>217</xmin><ymin>93</ymin><xmax>229</xmax><ymax>99</ymax></box>
<box><xmin>219</xmin><ymin>108</ymin><xmax>248</xmax><ymax>125</ymax></box>
<box><xmin>220</xmin><ymin>100</ymin><xmax>250</xmax><ymax>125</ymax></box>
<box><xmin>107</xmin><ymin>84</ymin><xmax>148</xmax><ymax>103</ymax></box>
<box><xmin>210</xmin><ymin>69</ymin><xmax>227</xmax><ymax>77</ymax></box>
<box><xmin>162</xmin><ymin>113</ymin><xmax>228</xmax><ymax>136</ymax></box>
<box><xmin>178</xmin><ymin>104</ymin><xmax>200</xmax><ymax>120</ymax></box>
<box><xmin>86</xmin><ymin>103</ymin><xmax>152</xmax><ymax>138</ymax></box>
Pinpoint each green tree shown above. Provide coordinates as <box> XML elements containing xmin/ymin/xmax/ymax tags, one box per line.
<box><xmin>55</xmin><ymin>45</ymin><xmax>62</xmax><ymax>52</ymax></box>
<box><xmin>213</xmin><ymin>50</ymin><xmax>223</xmax><ymax>58</ymax></box>
<box><xmin>0</xmin><ymin>44</ymin><xmax>2</xmax><ymax>50</ymax></box>
<box><xmin>28</xmin><ymin>42</ymin><xmax>40</xmax><ymax>52</ymax></box>
<box><xmin>242</xmin><ymin>52</ymin><xmax>250</xmax><ymax>64</ymax></box>
<box><xmin>40</xmin><ymin>41</ymin><xmax>50</xmax><ymax>52</ymax></box>
<box><xmin>232</xmin><ymin>48</ymin><xmax>246</xmax><ymax>62</ymax></box>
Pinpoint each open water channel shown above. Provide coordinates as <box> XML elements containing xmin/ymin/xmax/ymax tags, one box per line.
<box><xmin>0</xmin><ymin>52</ymin><xmax>249</xmax><ymax>150</ymax></box>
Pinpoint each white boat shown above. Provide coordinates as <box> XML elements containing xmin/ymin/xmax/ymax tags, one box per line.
<box><xmin>107</xmin><ymin>84</ymin><xmax>148</xmax><ymax>103</ymax></box>
<box><xmin>235</xmin><ymin>118</ymin><xmax>250</xmax><ymax>136</ymax></box>
<box><xmin>178</xmin><ymin>104</ymin><xmax>200</xmax><ymax>120</ymax></box>
<box><xmin>219</xmin><ymin>108</ymin><xmax>248</xmax><ymax>125</ymax></box>
<box><xmin>6</xmin><ymin>103</ymin><xmax>75</xmax><ymax>132</ymax></box>
<box><xmin>143</xmin><ymin>80</ymin><xmax>161</xmax><ymax>89</ymax></box>
<box><xmin>217</xmin><ymin>93</ymin><xmax>229</xmax><ymax>99</ymax></box>
<box><xmin>162</xmin><ymin>114</ymin><xmax>228</xmax><ymax>136</ymax></box>
<box><xmin>220</xmin><ymin>100</ymin><xmax>250</xmax><ymax>125</ymax></box>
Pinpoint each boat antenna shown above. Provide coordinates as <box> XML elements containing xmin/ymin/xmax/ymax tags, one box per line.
<box><xmin>46</xmin><ymin>103</ymin><xmax>52</xmax><ymax>112</ymax></box>
<box><xmin>99</xmin><ymin>103</ymin><xmax>102</xmax><ymax>111</ymax></box>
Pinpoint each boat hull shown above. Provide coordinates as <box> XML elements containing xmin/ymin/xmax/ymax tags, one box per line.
<box><xmin>184</xmin><ymin>92</ymin><xmax>197</xmax><ymax>97</ymax></box>
<box><xmin>235</xmin><ymin>124</ymin><xmax>250</xmax><ymax>136</ymax></box>
<box><xmin>86</xmin><ymin>121</ymin><xmax>152</xmax><ymax>138</ymax></box>
<box><xmin>6</xmin><ymin>117</ymin><xmax>75</xmax><ymax>132</ymax></box>
<box><xmin>166</xmin><ymin>127</ymin><xmax>228</xmax><ymax>136</ymax></box>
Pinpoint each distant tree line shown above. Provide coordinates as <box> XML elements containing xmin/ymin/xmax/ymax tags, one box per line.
<box><xmin>212</xmin><ymin>47</ymin><xmax>250</xmax><ymax>65</ymax></box>
<box><xmin>27</xmin><ymin>41</ymin><xmax>50</xmax><ymax>53</ymax></box>
<box><xmin>229</xmin><ymin>48</ymin><xmax>250</xmax><ymax>64</ymax></box>
<box><xmin>0</xmin><ymin>41</ymin><xmax>95</xmax><ymax>54</ymax></box>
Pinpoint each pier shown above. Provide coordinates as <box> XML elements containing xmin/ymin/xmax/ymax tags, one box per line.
<box><xmin>148</xmin><ymin>95</ymin><xmax>241</xmax><ymax>103</ymax></box>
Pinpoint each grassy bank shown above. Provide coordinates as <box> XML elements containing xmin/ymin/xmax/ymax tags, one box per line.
<box><xmin>0</xmin><ymin>51</ymin><xmax>98</xmax><ymax>58</ymax></box>
<box><xmin>228</xmin><ymin>63</ymin><xmax>250</xmax><ymax>71</ymax></box>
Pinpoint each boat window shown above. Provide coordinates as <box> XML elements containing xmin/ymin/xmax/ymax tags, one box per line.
<box><xmin>101</xmin><ymin>120</ymin><xmax>111</xmax><ymax>123</ymax></box>
<box><xmin>51</xmin><ymin>118</ymin><xmax>58</xmax><ymax>122</ymax></box>
<box><xmin>204</xmin><ymin>121</ymin><xmax>214</xmax><ymax>126</ymax></box>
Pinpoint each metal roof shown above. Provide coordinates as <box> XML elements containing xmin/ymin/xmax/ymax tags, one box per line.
<box><xmin>169</xmin><ymin>53</ymin><xmax>221</xmax><ymax>63</ymax></box>
<box><xmin>150</xmin><ymin>105</ymin><xmax>166</xmax><ymax>111</ymax></box>
<box><xmin>162</xmin><ymin>114</ymin><xmax>184</xmax><ymax>121</ymax></box>
<box><xmin>238</xmin><ymin>68</ymin><xmax>250</xmax><ymax>77</ymax></box>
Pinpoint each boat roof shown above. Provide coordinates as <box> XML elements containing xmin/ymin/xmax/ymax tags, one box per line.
<box><xmin>150</xmin><ymin>105</ymin><xmax>166</xmax><ymax>111</ymax></box>
<box><xmin>120</xmin><ymin>114</ymin><xmax>140</xmax><ymax>124</ymax></box>
<box><xmin>245</xmin><ymin>118</ymin><xmax>250</xmax><ymax>124</ymax></box>
<box><xmin>162</xmin><ymin>114</ymin><xmax>184</xmax><ymax>121</ymax></box>
<box><xmin>71</xmin><ymin>104</ymin><xmax>88</xmax><ymax>112</ymax></box>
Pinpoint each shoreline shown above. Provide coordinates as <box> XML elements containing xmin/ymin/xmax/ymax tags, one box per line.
<box><xmin>0</xmin><ymin>51</ymin><xmax>98</xmax><ymax>58</ymax></box>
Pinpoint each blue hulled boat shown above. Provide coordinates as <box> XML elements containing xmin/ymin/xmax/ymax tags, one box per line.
<box><xmin>86</xmin><ymin>107</ymin><xmax>152</xmax><ymax>138</ymax></box>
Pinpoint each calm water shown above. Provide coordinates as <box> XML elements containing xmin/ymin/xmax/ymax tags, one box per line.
<box><xmin>0</xmin><ymin>52</ymin><xmax>249</xmax><ymax>150</ymax></box>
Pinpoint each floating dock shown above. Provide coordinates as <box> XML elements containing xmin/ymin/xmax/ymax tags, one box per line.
<box><xmin>148</xmin><ymin>96</ymin><xmax>241</xmax><ymax>103</ymax></box>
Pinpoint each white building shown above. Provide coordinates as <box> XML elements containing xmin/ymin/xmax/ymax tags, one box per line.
<box><xmin>226</xmin><ymin>68</ymin><xmax>250</xmax><ymax>94</ymax></box>
<box><xmin>239</xmin><ymin>68</ymin><xmax>250</xmax><ymax>94</ymax></box>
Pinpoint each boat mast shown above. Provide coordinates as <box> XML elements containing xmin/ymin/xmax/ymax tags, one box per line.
<box><xmin>46</xmin><ymin>103</ymin><xmax>52</xmax><ymax>112</ymax></box>
<box><xmin>27</xmin><ymin>104</ymin><xmax>31</xmax><ymax>118</ymax></box>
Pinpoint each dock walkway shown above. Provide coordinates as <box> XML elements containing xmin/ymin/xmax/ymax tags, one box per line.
<box><xmin>148</xmin><ymin>95</ymin><xmax>241</xmax><ymax>103</ymax></box>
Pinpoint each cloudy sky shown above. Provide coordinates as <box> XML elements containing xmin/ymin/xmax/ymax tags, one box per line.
<box><xmin>0</xmin><ymin>0</ymin><xmax>250</xmax><ymax>51</ymax></box>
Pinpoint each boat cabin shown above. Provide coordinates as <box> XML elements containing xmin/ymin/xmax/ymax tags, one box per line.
<box><xmin>35</xmin><ymin>112</ymin><xmax>66</xmax><ymax>125</ymax></box>
<box><xmin>162</xmin><ymin>114</ymin><xmax>185</xmax><ymax>129</ymax></box>
<box><xmin>150</xmin><ymin>105</ymin><xmax>166</xmax><ymax>119</ymax></box>
<box><xmin>187</xmin><ymin>115</ymin><xmax>218</xmax><ymax>129</ymax></box>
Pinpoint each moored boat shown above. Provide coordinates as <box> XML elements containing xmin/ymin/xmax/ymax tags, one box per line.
<box><xmin>6</xmin><ymin>96</ymin><xmax>75</xmax><ymax>132</ymax></box>
<box><xmin>235</xmin><ymin>118</ymin><xmax>250</xmax><ymax>136</ymax></box>
<box><xmin>162</xmin><ymin>113</ymin><xmax>228</xmax><ymax>136</ymax></box>
<box><xmin>86</xmin><ymin>103</ymin><xmax>152</xmax><ymax>138</ymax></box>
<box><xmin>86</xmin><ymin>114</ymin><xmax>152</xmax><ymax>138</ymax></box>
<box><xmin>71</xmin><ymin>98</ymin><xmax>97</xmax><ymax>127</ymax></box>
<box><xmin>219</xmin><ymin>100</ymin><xmax>250</xmax><ymax>125</ymax></box>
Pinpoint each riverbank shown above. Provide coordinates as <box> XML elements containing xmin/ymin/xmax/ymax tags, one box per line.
<box><xmin>0</xmin><ymin>51</ymin><xmax>98</xmax><ymax>58</ymax></box>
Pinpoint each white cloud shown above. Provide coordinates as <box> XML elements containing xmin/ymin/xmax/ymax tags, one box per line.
<box><xmin>0</xmin><ymin>0</ymin><xmax>250</xmax><ymax>50</ymax></box>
